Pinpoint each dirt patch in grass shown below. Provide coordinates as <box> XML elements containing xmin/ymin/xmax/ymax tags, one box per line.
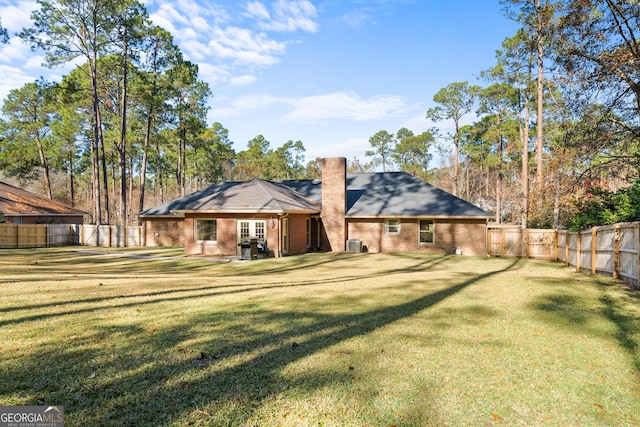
<box><xmin>0</xmin><ymin>248</ymin><xmax>639</xmax><ymax>426</ymax></box>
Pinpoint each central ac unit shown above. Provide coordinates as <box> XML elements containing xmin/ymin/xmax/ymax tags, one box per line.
<box><xmin>346</xmin><ymin>239</ymin><xmax>362</xmax><ymax>253</ymax></box>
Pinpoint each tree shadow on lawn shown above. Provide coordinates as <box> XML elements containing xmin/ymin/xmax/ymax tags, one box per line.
<box><xmin>1</xmin><ymin>254</ymin><xmax>454</xmax><ymax>328</ymax></box>
<box><xmin>600</xmin><ymin>293</ymin><xmax>640</xmax><ymax>372</ymax></box>
<box><xmin>0</xmin><ymin>248</ymin><xmax>228</xmax><ymax>281</ymax></box>
<box><xmin>531</xmin><ymin>277</ymin><xmax>640</xmax><ymax>373</ymax></box>
<box><xmin>2</xmin><ymin>257</ymin><xmax>521</xmax><ymax>426</ymax></box>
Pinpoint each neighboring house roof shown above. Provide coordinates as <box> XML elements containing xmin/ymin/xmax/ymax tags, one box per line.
<box><xmin>139</xmin><ymin>178</ymin><xmax>319</xmax><ymax>216</ymax></box>
<box><xmin>0</xmin><ymin>181</ymin><xmax>86</xmax><ymax>216</ymax></box>
<box><xmin>141</xmin><ymin>172</ymin><xmax>489</xmax><ymax>219</ymax></box>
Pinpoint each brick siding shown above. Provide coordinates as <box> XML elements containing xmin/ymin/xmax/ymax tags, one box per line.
<box><xmin>143</xmin><ymin>217</ymin><xmax>184</xmax><ymax>246</ymax></box>
<box><xmin>347</xmin><ymin>218</ymin><xmax>487</xmax><ymax>256</ymax></box>
<box><xmin>321</xmin><ymin>157</ymin><xmax>347</xmax><ymax>251</ymax></box>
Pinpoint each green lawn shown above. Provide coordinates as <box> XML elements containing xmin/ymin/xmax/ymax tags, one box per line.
<box><xmin>1</xmin><ymin>248</ymin><xmax>639</xmax><ymax>426</ymax></box>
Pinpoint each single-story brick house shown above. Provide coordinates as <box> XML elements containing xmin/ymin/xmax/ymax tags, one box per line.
<box><xmin>139</xmin><ymin>157</ymin><xmax>491</xmax><ymax>257</ymax></box>
<box><xmin>0</xmin><ymin>181</ymin><xmax>86</xmax><ymax>224</ymax></box>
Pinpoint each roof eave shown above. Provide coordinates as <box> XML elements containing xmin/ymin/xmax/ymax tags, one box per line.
<box><xmin>2</xmin><ymin>212</ymin><xmax>87</xmax><ymax>216</ymax></box>
<box><xmin>175</xmin><ymin>208</ymin><xmax>320</xmax><ymax>215</ymax></box>
<box><xmin>139</xmin><ymin>213</ymin><xmax>185</xmax><ymax>218</ymax></box>
<box><xmin>345</xmin><ymin>214</ymin><xmax>491</xmax><ymax>220</ymax></box>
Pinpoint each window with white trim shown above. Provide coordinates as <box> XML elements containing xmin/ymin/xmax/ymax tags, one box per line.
<box><xmin>419</xmin><ymin>219</ymin><xmax>434</xmax><ymax>244</ymax></box>
<box><xmin>385</xmin><ymin>219</ymin><xmax>400</xmax><ymax>234</ymax></box>
<box><xmin>195</xmin><ymin>219</ymin><xmax>217</xmax><ymax>241</ymax></box>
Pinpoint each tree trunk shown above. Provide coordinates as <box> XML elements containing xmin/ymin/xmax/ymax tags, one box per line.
<box><xmin>89</xmin><ymin>57</ymin><xmax>102</xmax><ymax>225</ymax></box>
<box><xmin>138</xmin><ymin>115</ymin><xmax>151</xmax><ymax>221</ymax></box>
<box><xmin>453</xmin><ymin>118</ymin><xmax>459</xmax><ymax>196</ymax></box>
<box><xmin>118</xmin><ymin>41</ymin><xmax>128</xmax><ymax>225</ymax></box>
<box><xmin>536</xmin><ymin>0</ymin><xmax>544</xmax><ymax>197</ymax></box>
<box><xmin>69</xmin><ymin>151</ymin><xmax>75</xmax><ymax>207</ymax></box>
<box><xmin>128</xmin><ymin>154</ymin><xmax>134</xmax><ymax>224</ymax></box>
<box><xmin>522</xmin><ymin>93</ymin><xmax>530</xmax><ymax>230</ymax></box>
<box><xmin>35</xmin><ymin>132</ymin><xmax>53</xmax><ymax>200</ymax></box>
<box><xmin>99</xmin><ymin>107</ymin><xmax>109</xmax><ymax>223</ymax></box>
<box><xmin>155</xmin><ymin>139</ymin><xmax>164</xmax><ymax>204</ymax></box>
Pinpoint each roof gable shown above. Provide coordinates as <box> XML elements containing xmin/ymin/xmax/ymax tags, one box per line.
<box><xmin>140</xmin><ymin>179</ymin><xmax>319</xmax><ymax>216</ymax></box>
<box><xmin>184</xmin><ymin>179</ymin><xmax>319</xmax><ymax>212</ymax></box>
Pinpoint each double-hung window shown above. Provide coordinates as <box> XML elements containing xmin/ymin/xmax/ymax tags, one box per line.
<box><xmin>196</xmin><ymin>219</ymin><xmax>217</xmax><ymax>241</ymax></box>
<box><xmin>419</xmin><ymin>219</ymin><xmax>434</xmax><ymax>244</ymax></box>
<box><xmin>385</xmin><ymin>219</ymin><xmax>401</xmax><ymax>234</ymax></box>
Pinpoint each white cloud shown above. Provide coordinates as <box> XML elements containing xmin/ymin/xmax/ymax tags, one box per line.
<box><xmin>0</xmin><ymin>64</ymin><xmax>34</xmax><ymax>102</ymax></box>
<box><xmin>22</xmin><ymin>53</ymin><xmax>47</xmax><ymax>70</ymax></box>
<box><xmin>245</xmin><ymin>0</ymin><xmax>318</xmax><ymax>33</ymax></box>
<box><xmin>207</xmin><ymin>26</ymin><xmax>285</xmax><ymax>67</ymax></box>
<box><xmin>341</xmin><ymin>9</ymin><xmax>374</xmax><ymax>30</ymax></box>
<box><xmin>229</xmin><ymin>74</ymin><xmax>258</xmax><ymax>86</ymax></box>
<box><xmin>0</xmin><ymin>1</ymin><xmax>37</xmax><ymax>34</ymax></box>
<box><xmin>284</xmin><ymin>91</ymin><xmax>409</xmax><ymax>122</ymax></box>
<box><xmin>196</xmin><ymin>63</ymin><xmax>232</xmax><ymax>86</ymax></box>
<box><xmin>0</xmin><ymin>38</ymin><xmax>31</xmax><ymax>63</ymax></box>
<box><xmin>211</xmin><ymin>91</ymin><xmax>410</xmax><ymax>123</ymax></box>
<box><xmin>309</xmin><ymin>136</ymin><xmax>369</xmax><ymax>160</ymax></box>
<box><xmin>147</xmin><ymin>1</ymin><xmax>310</xmax><ymax>86</ymax></box>
<box><xmin>245</xmin><ymin>1</ymin><xmax>271</xmax><ymax>20</ymax></box>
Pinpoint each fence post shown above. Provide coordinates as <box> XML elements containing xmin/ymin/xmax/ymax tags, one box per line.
<box><xmin>613</xmin><ymin>224</ymin><xmax>620</xmax><ymax>280</ymax></box>
<box><xmin>591</xmin><ymin>227</ymin><xmax>597</xmax><ymax>276</ymax></box>
<box><xmin>576</xmin><ymin>232</ymin><xmax>581</xmax><ymax>273</ymax></box>
<box><xmin>565</xmin><ymin>232</ymin><xmax>569</xmax><ymax>266</ymax></box>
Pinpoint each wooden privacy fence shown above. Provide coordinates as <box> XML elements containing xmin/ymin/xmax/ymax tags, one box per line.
<box><xmin>557</xmin><ymin>222</ymin><xmax>639</xmax><ymax>288</ymax></box>
<box><xmin>81</xmin><ymin>225</ymin><xmax>142</xmax><ymax>247</ymax></box>
<box><xmin>489</xmin><ymin>222</ymin><xmax>640</xmax><ymax>289</ymax></box>
<box><xmin>0</xmin><ymin>224</ymin><xmax>142</xmax><ymax>248</ymax></box>
<box><xmin>487</xmin><ymin>226</ymin><xmax>557</xmax><ymax>259</ymax></box>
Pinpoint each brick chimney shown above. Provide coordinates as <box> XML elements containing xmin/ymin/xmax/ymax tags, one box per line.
<box><xmin>321</xmin><ymin>157</ymin><xmax>347</xmax><ymax>252</ymax></box>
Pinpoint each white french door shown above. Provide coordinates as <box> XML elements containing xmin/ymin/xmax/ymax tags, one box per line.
<box><xmin>237</xmin><ymin>220</ymin><xmax>266</xmax><ymax>254</ymax></box>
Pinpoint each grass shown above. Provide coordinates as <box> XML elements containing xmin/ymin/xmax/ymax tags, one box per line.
<box><xmin>0</xmin><ymin>247</ymin><xmax>639</xmax><ymax>426</ymax></box>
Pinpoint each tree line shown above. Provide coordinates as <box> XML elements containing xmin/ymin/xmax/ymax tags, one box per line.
<box><xmin>1</xmin><ymin>0</ymin><xmax>640</xmax><ymax>230</ymax></box>
<box><xmin>0</xmin><ymin>0</ymin><xmax>319</xmax><ymax>225</ymax></box>
<box><xmin>366</xmin><ymin>0</ymin><xmax>640</xmax><ymax>230</ymax></box>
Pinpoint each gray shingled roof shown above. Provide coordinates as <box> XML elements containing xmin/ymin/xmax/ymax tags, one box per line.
<box><xmin>344</xmin><ymin>172</ymin><xmax>489</xmax><ymax>218</ymax></box>
<box><xmin>282</xmin><ymin>172</ymin><xmax>489</xmax><ymax>218</ymax></box>
<box><xmin>141</xmin><ymin>172</ymin><xmax>490</xmax><ymax>218</ymax></box>
<box><xmin>139</xmin><ymin>179</ymin><xmax>318</xmax><ymax>216</ymax></box>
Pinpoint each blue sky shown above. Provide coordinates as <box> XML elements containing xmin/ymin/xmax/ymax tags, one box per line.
<box><xmin>0</xmin><ymin>0</ymin><xmax>519</xmax><ymax>163</ymax></box>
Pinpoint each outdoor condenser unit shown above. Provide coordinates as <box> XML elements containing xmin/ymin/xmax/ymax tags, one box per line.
<box><xmin>346</xmin><ymin>239</ymin><xmax>362</xmax><ymax>253</ymax></box>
